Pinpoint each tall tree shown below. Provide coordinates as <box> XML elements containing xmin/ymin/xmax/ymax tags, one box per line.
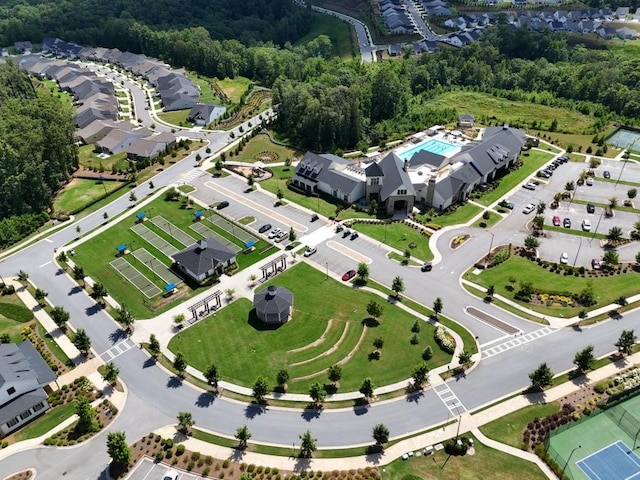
<box><xmin>299</xmin><ymin>430</ymin><xmax>317</xmax><ymax>458</ymax></box>
<box><xmin>50</xmin><ymin>306</ymin><xmax>70</xmax><ymax>328</ymax></box>
<box><xmin>148</xmin><ymin>334</ymin><xmax>161</xmax><ymax>358</ymax></box>
<box><xmin>75</xmin><ymin>397</ymin><xmax>96</xmax><ymax>434</ymax></box>
<box><xmin>366</xmin><ymin>300</ymin><xmax>383</xmax><ymax>323</ymax></box>
<box><xmin>357</xmin><ymin>262</ymin><xmax>369</xmax><ymax>282</ymax></box>
<box><xmin>173</xmin><ymin>351</ymin><xmax>187</xmax><ymax>377</ymax></box>
<box><xmin>529</xmin><ymin>363</ymin><xmax>553</xmax><ymax>390</ymax></box>
<box><xmin>327</xmin><ymin>364</ymin><xmax>342</xmax><ymax>385</ymax></box>
<box><xmin>116</xmin><ymin>303</ymin><xmax>134</xmax><ymax>331</ymax></box>
<box><xmin>391</xmin><ymin>276</ymin><xmax>405</xmax><ymax>297</ymax></box>
<box><xmin>177</xmin><ymin>411</ymin><xmax>195</xmax><ymax>434</ymax></box>
<box><xmin>573</xmin><ymin>345</ymin><xmax>595</xmax><ymax>372</ymax></box>
<box><xmin>433</xmin><ymin>297</ymin><xmax>443</xmax><ymax>318</ymax></box>
<box><xmin>235</xmin><ymin>425</ymin><xmax>251</xmax><ymax>449</ymax></box>
<box><xmin>309</xmin><ymin>382</ymin><xmax>326</xmax><ymax>407</ymax></box>
<box><xmin>615</xmin><ymin>330</ymin><xmax>637</xmax><ymax>356</ymax></box>
<box><xmin>372</xmin><ymin>423</ymin><xmax>389</xmax><ymax>449</ymax></box>
<box><xmin>204</xmin><ymin>363</ymin><xmax>220</xmax><ymax>390</ymax></box>
<box><xmin>102</xmin><ymin>362</ymin><xmax>119</xmax><ymax>385</ymax></box>
<box><xmin>253</xmin><ymin>375</ymin><xmax>269</xmax><ymax>404</ymax></box>
<box><xmin>106</xmin><ymin>431</ymin><xmax>131</xmax><ymax>467</ymax></box>
<box><xmin>73</xmin><ymin>329</ymin><xmax>91</xmax><ymax>355</ymax></box>
<box><xmin>359</xmin><ymin>377</ymin><xmax>375</xmax><ymax>401</ymax></box>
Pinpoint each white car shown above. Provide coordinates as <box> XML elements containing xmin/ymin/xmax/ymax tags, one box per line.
<box><xmin>163</xmin><ymin>469</ymin><xmax>179</xmax><ymax>480</ymax></box>
<box><xmin>523</xmin><ymin>203</ymin><xmax>536</xmax><ymax>214</ymax></box>
<box><xmin>560</xmin><ymin>252</ymin><xmax>569</xmax><ymax>264</ymax></box>
<box><xmin>582</xmin><ymin>219</ymin><xmax>591</xmax><ymax>231</ymax></box>
<box><xmin>586</xmin><ymin>177</ymin><xmax>594</xmax><ymax>186</ymax></box>
<box><xmin>522</xmin><ymin>182</ymin><xmax>537</xmax><ymax>191</ymax></box>
<box><xmin>268</xmin><ymin>228</ymin><xmax>282</xmax><ymax>239</ymax></box>
<box><xmin>303</xmin><ymin>246</ymin><xmax>317</xmax><ymax>257</ymax></box>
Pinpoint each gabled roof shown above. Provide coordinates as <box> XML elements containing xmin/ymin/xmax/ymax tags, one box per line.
<box><xmin>378</xmin><ymin>152</ymin><xmax>415</xmax><ymax>200</ymax></box>
<box><xmin>172</xmin><ymin>238</ymin><xmax>235</xmax><ymax>276</ymax></box>
<box><xmin>294</xmin><ymin>152</ymin><xmax>362</xmax><ymax>195</ymax></box>
<box><xmin>0</xmin><ymin>341</ymin><xmax>56</xmax><ymax>390</ymax></box>
<box><xmin>0</xmin><ymin>388</ymin><xmax>47</xmax><ymax>424</ymax></box>
<box><xmin>451</xmin><ymin>126</ymin><xmax>526</xmax><ymax>176</ymax></box>
<box><xmin>365</xmin><ymin>161</ymin><xmax>384</xmax><ymax>177</ymax></box>
<box><xmin>434</xmin><ymin>175</ymin><xmax>465</xmax><ymax>202</ymax></box>
<box><xmin>408</xmin><ymin>150</ymin><xmax>449</xmax><ymax>169</ymax></box>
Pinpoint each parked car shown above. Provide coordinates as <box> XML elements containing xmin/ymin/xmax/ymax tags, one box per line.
<box><xmin>591</xmin><ymin>258</ymin><xmax>601</xmax><ymax>270</ymax></box>
<box><xmin>216</xmin><ymin>200</ymin><xmax>229</xmax><ymax>210</ymax></box>
<box><xmin>560</xmin><ymin>252</ymin><xmax>569</xmax><ymax>264</ymax></box>
<box><xmin>582</xmin><ymin>219</ymin><xmax>591</xmax><ymax>231</ymax></box>
<box><xmin>523</xmin><ymin>182</ymin><xmax>537</xmax><ymax>191</ymax></box>
<box><xmin>587</xmin><ymin>203</ymin><xmax>595</xmax><ymax>213</ymax></box>
<box><xmin>421</xmin><ymin>262</ymin><xmax>433</xmax><ymax>272</ymax></box>
<box><xmin>604</xmin><ymin>170</ymin><xmax>611</xmax><ymax>179</ymax></box>
<box><xmin>563</xmin><ymin>217</ymin><xmax>571</xmax><ymax>228</ymax></box>
<box><xmin>342</xmin><ymin>270</ymin><xmax>356</xmax><ymax>281</ymax></box>
<box><xmin>342</xmin><ymin>229</ymin><xmax>351</xmax><ymax>238</ymax></box>
<box><xmin>505</xmin><ymin>201</ymin><xmax>515</xmax><ymax>210</ymax></box>
<box><xmin>274</xmin><ymin>231</ymin><xmax>287</xmax><ymax>243</ymax></box>
<box><xmin>552</xmin><ymin>215</ymin><xmax>561</xmax><ymax>226</ymax></box>
<box><xmin>268</xmin><ymin>228</ymin><xmax>282</xmax><ymax>239</ymax></box>
<box><xmin>586</xmin><ymin>177</ymin><xmax>594</xmax><ymax>186</ymax></box>
<box><xmin>335</xmin><ymin>225</ymin><xmax>344</xmax><ymax>233</ymax></box>
<box><xmin>559</xmin><ymin>155</ymin><xmax>569</xmax><ymax>163</ymax></box>
<box><xmin>258</xmin><ymin>224</ymin><xmax>272</xmax><ymax>234</ymax></box>
<box><xmin>303</xmin><ymin>246</ymin><xmax>317</xmax><ymax>257</ymax></box>
<box><xmin>350</xmin><ymin>231</ymin><xmax>359</xmax><ymax>240</ymax></box>
<box><xmin>310</xmin><ymin>213</ymin><xmax>319</xmax><ymax>222</ymax></box>
<box><xmin>523</xmin><ymin>203</ymin><xmax>536</xmax><ymax>214</ymax></box>
<box><xmin>163</xmin><ymin>469</ymin><xmax>179</xmax><ymax>480</ymax></box>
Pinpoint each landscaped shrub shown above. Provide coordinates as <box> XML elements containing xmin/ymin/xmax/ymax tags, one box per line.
<box><xmin>175</xmin><ymin>444</ymin><xmax>185</xmax><ymax>456</ymax></box>
<box><xmin>434</xmin><ymin>326</ymin><xmax>455</xmax><ymax>354</ymax></box>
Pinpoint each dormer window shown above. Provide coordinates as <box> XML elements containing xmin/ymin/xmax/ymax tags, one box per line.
<box><xmin>7</xmin><ymin>386</ymin><xmax>15</xmax><ymax>395</ymax></box>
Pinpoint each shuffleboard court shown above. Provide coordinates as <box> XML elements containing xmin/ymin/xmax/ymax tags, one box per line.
<box><xmin>131</xmin><ymin>248</ymin><xmax>182</xmax><ymax>285</ymax></box>
<box><xmin>189</xmin><ymin>223</ymin><xmax>242</xmax><ymax>253</ymax></box>
<box><xmin>131</xmin><ymin>223</ymin><xmax>178</xmax><ymax>257</ymax></box>
<box><xmin>109</xmin><ymin>257</ymin><xmax>162</xmax><ymax>298</ymax></box>
<box><xmin>149</xmin><ymin>216</ymin><xmax>196</xmax><ymax>247</ymax></box>
<box><xmin>206</xmin><ymin>214</ymin><xmax>258</xmax><ymax>245</ymax></box>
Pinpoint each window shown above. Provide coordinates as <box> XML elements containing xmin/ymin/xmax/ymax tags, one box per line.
<box><xmin>343</xmin><ymin>194</ymin><xmax>349</xmax><ymax>202</ymax></box>
<box><xmin>7</xmin><ymin>386</ymin><xmax>15</xmax><ymax>395</ymax></box>
<box><xmin>6</xmin><ymin>417</ymin><xmax>19</xmax><ymax>428</ymax></box>
<box><xmin>33</xmin><ymin>402</ymin><xmax>45</xmax><ymax>412</ymax></box>
<box><xmin>397</xmin><ymin>189</ymin><xmax>407</xmax><ymax>195</ymax></box>
<box><xmin>370</xmin><ymin>177</ymin><xmax>380</xmax><ymax>186</ymax></box>
<box><xmin>19</xmin><ymin>410</ymin><xmax>32</xmax><ymax>421</ymax></box>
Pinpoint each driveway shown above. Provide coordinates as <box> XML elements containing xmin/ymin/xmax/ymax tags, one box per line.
<box><xmin>127</xmin><ymin>458</ymin><xmax>200</xmax><ymax>480</ymax></box>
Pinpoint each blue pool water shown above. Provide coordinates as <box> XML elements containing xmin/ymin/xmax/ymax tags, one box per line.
<box><xmin>398</xmin><ymin>139</ymin><xmax>460</xmax><ymax>161</ymax></box>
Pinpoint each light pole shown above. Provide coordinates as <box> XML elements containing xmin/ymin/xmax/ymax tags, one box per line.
<box><xmin>573</xmin><ymin>239</ymin><xmax>583</xmax><ymax>268</ymax></box>
<box><xmin>326</xmin><ymin>262</ymin><xmax>329</xmax><ymax>279</ymax></box>
<box><xmin>561</xmin><ymin>445</ymin><xmax>581</xmax><ymax>478</ymax></box>
<box><xmin>590</xmin><ymin>209</ymin><xmax>604</xmax><ymax>245</ymax></box>
<box><xmin>487</xmin><ymin>231</ymin><xmax>495</xmax><ymax>262</ymax></box>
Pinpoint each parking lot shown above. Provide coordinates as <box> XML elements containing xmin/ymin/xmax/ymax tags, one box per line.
<box><xmin>126</xmin><ymin>458</ymin><xmax>200</xmax><ymax>480</ymax></box>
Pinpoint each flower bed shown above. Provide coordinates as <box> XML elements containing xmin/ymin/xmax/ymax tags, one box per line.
<box><xmin>434</xmin><ymin>326</ymin><xmax>455</xmax><ymax>354</ymax></box>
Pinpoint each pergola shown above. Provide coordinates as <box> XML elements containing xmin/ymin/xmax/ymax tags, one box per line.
<box><xmin>259</xmin><ymin>254</ymin><xmax>287</xmax><ymax>281</ymax></box>
<box><xmin>187</xmin><ymin>290</ymin><xmax>222</xmax><ymax>321</ymax></box>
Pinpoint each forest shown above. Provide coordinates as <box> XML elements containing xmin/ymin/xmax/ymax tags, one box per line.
<box><xmin>0</xmin><ymin>62</ymin><xmax>78</xmax><ymax>246</ymax></box>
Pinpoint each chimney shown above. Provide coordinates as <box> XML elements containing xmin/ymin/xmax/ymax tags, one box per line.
<box><xmin>197</xmin><ymin>239</ymin><xmax>207</xmax><ymax>249</ymax></box>
<box><xmin>266</xmin><ymin>285</ymin><xmax>277</xmax><ymax>298</ymax></box>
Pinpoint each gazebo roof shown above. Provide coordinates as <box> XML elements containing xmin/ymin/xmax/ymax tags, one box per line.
<box><xmin>253</xmin><ymin>286</ymin><xmax>293</xmax><ymax>316</ymax></box>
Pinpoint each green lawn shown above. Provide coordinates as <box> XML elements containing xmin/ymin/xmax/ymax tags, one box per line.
<box><xmin>72</xmin><ymin>195</ymin><xmax>274</xmax><ymax>319</ymax></box>
<box><xmin>77</xmin><ymin>144</ymin><xmax>129</xmax><ymax>171</ymax></box>
<box><xmin>478</xmin><ymin>402</ymin><xmax>560</xmax><ymax>449</ymax></box>
<box><xmin>382</xmin><ymin>434</ymin><xmax>547</xmax><ymax>480</ymax></box>
<box><xmin>186</xmin><ymin>72</ymin><xmax>221</xmax><ymax>104</ymax></box>
<box><xmin>351</xmin><ymin>222</ymin><xmax>433</xmax><ymax>262</ymax></box>
<box><xmin>12</xmin><ymin>402</ymin><xmax>77</xmax><ymax>442</ymax></box>
<box><xmin>295</xmin><ymin>12</ymin><xmax>355</xmax><ymax>58</ymax></box>
<box><xmin>427</xmin><ymin>203</ymin><xmax>483</xmax><ymax>228</ymax></box>
<box><xmin>238</xmin><ymin>216</ymin><xmax>255</xmax><ymax>225</ymax></box>
<box><xmin>236</xmin><ymin>133</ymin><xmax>302</xmax><ymax>164</ymax></box>
<box><xmin>216</xmin><ymin>76</ymin><xmax>252</xmax><ymax>104</ymax></box>
<box><xmin>54</xmin><ymin>178</ymin><xmax>126</xmax><ymax>214</ymax></box>
<box><xmin>158</xmin><ymin>109</ymin><xmax>190</xmax><ymax>126</ymax></box>
<box><xmin>169</xmin><ymin>263</ymin><xmax>451</xmax><ymax>393</ymax></box>
<box><xmin>472</xmin><ymin>211</ymin><xmax>502</xmax><ymax>229</ymax></box>
<box><xmin>475</xmin><ymin>150</ymin><xmax>556</xmax><ymax>206</ymax></box>
<box><xmin>0</xmin><ymin>293</ymin><xmax>35</xmax><ymax>342</ymax></box>
<box><xmin>463</xmin><ymin>255</ymin><xmax>640</xmax><ymax>317</ymax></box>
<box><xmin>37</xmin><ymin>324</ymin><xmax>72</xmax><ymax>368</ymax></box>
<box><xmin>177</xmin><ymin>185</ymin><xmax>196</xmax><ymax>194</ymax></box>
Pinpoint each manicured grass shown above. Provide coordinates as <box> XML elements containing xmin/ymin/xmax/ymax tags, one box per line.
<box><xmin>388</xmin><ymin>251</ymin><xmax>420</xmax><ymax>266</ymax></box>
<box><xmin>72</xmin><ymin>195</ymin><xmax>273</xmax><ymax>319</ymax></box>
<box><xmin>169</xmin><ymin>263</ymin><xmax>451</xmax><ymax>393</ymax></box>
<box><xmin>12</xmin><ymin>402</ymin><xmax>77</xmax><ymax>442</ymax></box>
<box><xmin>77</xmin><ymin>144</ymin><xmax>129</xmax><ymax>171</ymax></box>
<box><xmin>463</xmin><ymin>255</ymin><xmax>640</xmax><ymax>317</ymax></box>
<box><xmin>430</xmin><ymin>91</ymin><xmax>596</xmax><ymax>134</ymax></box>
<box><xmin>472</xmin><ymin>211</ymin><xmax>502</xmax><ymax>229</ymax></box>
<box><xmin>158</xmin><ymin>109</ymin><xmax>190</xmax><ymax>126</ymax></box>
<box><xmin>543</xmin><ymin>224</ymin><xmax>606</xmax><ymax>240</ymax></box>
<box><xmin>478</xmin><ymin>402</ymin><xmax>560</xmax><ymax>449</ymax></box>
<box><xmin>236</xmin><ymin>133</ymin><xmax>302</xmax><ymax>164</ymax></box>
<box><xmin>186</xmin><ymin>72</ymin><xmax>220</xmax><ymax>104</ymax></box>
<box><xmin>37</xmin><ymin>324</ymin><xmax>73</xmax><ymax>368</ymax></box>
<box><xmin>429</xmin><ymin>203</ymin><xmax>483</xmax><ymax>228</ymax></box>
<box><xmin>238</xmin><ymin>216</ymin><xmax>255</xmax><ymax>225</ymax></box>
<box><xmin>0</xmin><ymin>300</ymin><xmax>33</xmax><ymax>322</ymax></box>
<box><xmin>54</xmin><ymin>178</ymin><xmax>126</xmax><ymax>214</ymax></box>
<box><xmin>462</xmin><ymin>283</ymin><xmax>548</xmax><ymax>325</ymax></box>
<box><xmin>295</xmin><ymin>12</ymin><xmax>355</xmax><ymax>58</ymax></box>
<box><xmin>216</xmin><ymin>76</ymin><xmax>252</xmax><ymax>104</ymax></box>
<box><xmin>351</xmin><ymin>222</ymin><xmax>433</xmax><ymax>262</ymax></box>
<box><xmin>177</xmin><ymin>185</ymin><xmax>196</xmax><ymax>194</ymax></box>
<box><xmin>382</xmin><ymin>434</ymin><xmax>547</xmax><ymax>480</ymax></box>
<box><xmin>596</xmin><ymin>176</ymin><xmax>640</xmax><ymax>188</ymax></box>
<box><xmin>475</xmin><ymin>150</ymin><xmax>556</xmax><ymax>206</ymax></box>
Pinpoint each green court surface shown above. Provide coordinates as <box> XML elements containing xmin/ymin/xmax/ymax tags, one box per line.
<box><xmin>149</xmin><ymin>216</ymin><xmax>196</xmax><ymax>247</ymax></box>
<box><xmin>109</xmin><ymin>257</ymin><xmax>162</xmax><ymax>298</ymax></box>
<box><xmin>548</xmin><ymin>393</ymin><xmax>640</xmax><ymax>479</ymax></box>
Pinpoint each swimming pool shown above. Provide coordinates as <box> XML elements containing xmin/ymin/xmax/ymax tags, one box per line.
<box><xmin>398</xmin><ymin>139</ymin><xmax>460</xmax><ymax>162</ymax></box>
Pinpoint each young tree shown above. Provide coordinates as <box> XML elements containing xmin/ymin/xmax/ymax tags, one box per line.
<box><xmin>276</xmin><ymin>369</ymin><xmax>289</xmax><ymax>389</ymax></box>
<box><xmin>57</xmin><ymin>250</ymin><xmax>68</xmax><ymax>266</ymax></box>
<box><xmin>536</xmin><ymin>201</ymin><xmax>546</xmax><ymax>216</ymax></box>
<box><xmin>235</xmin><ymin>425</ymin><xmax>251</xmax><ymax>449</ymax></box>
<box><xmin>148</xmin><ymin>334</ymin><xmax>161</xmax><ymax>358</ymax></box>
<box><xmin>607</xmin><ymin>226</ymin><xmax>623</xmax><ymax>242</ymax></box>
<box><xmin>50</xmin><ymin>306</ymin><xmax>70</xmax><ymax>328</ymax></box>
<box><xmin>253</xmin><ymin>375</ymin><xmax>269</xmax><ymax>404</ymax></box>
<box><xmin>529</xmin><ymin>363</ymin><xmax>553</xmax><ymax>391</ymax></box>
<box><xmin>173</xmin><ymin>351</ymin><xmax>187</xmax><ymax>377</ymax></box>
<box><xmin>73</xmin><ymin>329</ymin><xmax>92</xmax><ymax>355</ymax></box>
<box><xmin>486</xmin><ymin>285</ymin><xmax>495</xmax><ymax>300</ymax></box>
<box><xmin>359</xmin><ymin>377</ymin><xmax>375</xmax><ymax>401</ymax></box>
<box><xmin>524</xmin><ymin>235</ymin><xmax>540</xmax><ymax>249</ymax></box>
<box><xmin>574</xmin><ymin>345</ymin><xmax>595</xmax><ymax>372</ymax></box>
<box><xmin>116</xmin><ymin>303</ymin><xmax>135</xmax><ymax>332</ymax></box>
<box><xmin>72</xmin><ymin>265</ymin><xmax>85</xmax><ymax>286</ymax></box>
<box><xmin>299</xmin><ymin>430</ymin><xmax>317</xmax><ymax>458</ymax></box>
<box><xmin>309</xmin><ymin>382</ymin><xmax>326</xmax><ymax>407</ymax></box>
<box><xmin>75</xmin><ymin>397</ymin><xmax>96</xmax><ymax>433</ymax></box>
<box><xmin>628</xmin><ymin>188</ymin><xmax>637</xmax><ymax>199</ymax></box>
<box><xmin>458</xmin><ymin>350</ymin><xmax>472</xmax><ymax>367</ymax></box>
<box><xmin>204</xmin><ymin>363</ymin><xmax>220</xmax><ymax>390</ymax></box>
<box><xmin>373</xmin><ymin>337</ymin><xmax>384</xmax><ymax>355</ymax></box>
<box><xmin>107</xmin><ymin>431</ymin><xmax>131</xmax><ymax>467</ymax></box>
<box><xmin>289</xmin><ymin>227</ymin><xmax>296</xmax><ymax>242</ymax></box>
<box><xmin>102</xmin><ymin>362</ymin><xmax>119</xmax><ymax>385</ymax></box>
<box><xmin>276</xmin><ymin>189</ymin><xmax>284</xmax><ymax>203</ymax></box>
<box><xmin>173</xmin><ymin>313</ymin><xmax>185</xmax><ymax>327</ymax></box>
<box><xmin>411</xmin><ymin>362</ymin><xmax>430</xmax><ymax>389</ymax></box>
<box><xmin>366</xmin><ymin>300</ymin><xmax>383</xmax><ymax>323</ymax></box>
<box><xmin>177</xmin><ymin>411</ymin><xmax>195</xmax><ymax>434</ymax></box>
<box><xmin>357</xmin><ymin>262</ymin><xmax>369</xmax><ymax>282</ymax></box>
<box><xmin>565</xmin><ymin>181</ymin><xmax>575</xmax><ymax>192</ymax></box>
<box><xmin>17</xmin><ymin>270</ymin><xmax>28</xmax><ymax>282</ymax></box>
<box><xmin>602</xmin><ymin>249</ymin><xmax>619</xmax><ymax>266</ymax></box>
<box><xmin>615</xmin><ymin>329</ymin><xmax>637</xmax><ymax>356</ymax></box>
<box><xmin>432</xmin><ymin>297</ymin><xmax>443</xmax><ymax>319</ymax></box>
<box><xmin>34</xmin><ymin>288</ymin><xmax>48</xmax><ymax>306</ymax></box>
<box><xmin>247</xmin><ymin>174</ymin><xmax>254</xmax><ymax>188</ymax></box>
<box><xmin>91</xmin><ymin>282</ymin><xmax>108</xmax><ymax>305</ymax></box>
<box><xmin>372</xmin><ymin>423</ymin><xmax>390</xmax><ymax>449</ymax></box>
<box><xmin>327</xmin><ymin>364</ymin><xmax>342</xmax><ymax>385</ymax></box>
<box><xmin>609</xmin><ymin>197</ymin><xmax>618</xmax><ymax>209</ymax></box>
<box><xmin>391</xmin><ymin>276</ymin><xmax>405</xmax><ymax>297</ymax></box>
<box><xmin>129</xmin><ymin>192</ymin><xmax>137</xmax><ymax>203</ymax></box>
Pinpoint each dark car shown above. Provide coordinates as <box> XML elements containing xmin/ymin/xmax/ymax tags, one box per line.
<box><xmin>258</xmin><ymin>224</ymin><xmax>272</xmax><ymax>234</ymax></box>
<box><xmin>342</xmin><ymin>229</ymin><xmax>351</xmax><ymax>238</ymax></box>
<box><xmin>563</xmin><ymin>218</ymin><xmax>571</xmax><ymax>228</ymax></box>
<box><xmin>421</xmin><ymin>262</ymin><xmax>433</xmax><ymax>272</ymax></box>
<box><xmin>603</xmin><ymin>171</ymin><xmax>611</xmax><ymax>179</ymax></box>
<box><xmin>587</xmin><ymin>203</ymin><xmax>595</xmax><ymax>214</ymax></box>
<box><xmin>350</xmin><ymin>231</ymin><xmax>359</xmax><ymax>240</ymax></box>
<box><xmin>505</xmin><ymin>202</ymin><xmax>515</xmax><ymax>210</ymax></box>
<box><xmin>342</xmin><ymin>270</ymin><xmax>356</xmax><ymax>281</ymax></box>
<box><xmin>310</xmin><ymin>213</ymin><xmax>319</xmax><ymax>222</ymax></box>
<box><xmin>559</xmin><ymin>156</ymin><xmax>569</xmax><ymax>163</ymax></box>
<box><xmin>216</xmin><ymin>201</ymin><xmax>229</xmax><ymax>210</ymax></box>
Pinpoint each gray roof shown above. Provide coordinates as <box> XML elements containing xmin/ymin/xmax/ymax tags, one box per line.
<box><xmin>450</xmin><ymin>162</ymin><xmax>482</xmax><ymax>184</ymax></box>
<box><xmin>459</xmin><ymin>113</ymin><xmax>475</xmax><ymax>121</ymax></box>
<box><xmin>408</xmin><ymin>150</ymin><xmax>449</xmax><ymax>169</ymax></box>
<box><xmin>378</xmin><ymin>152</ymin><xmax>415</xmax><ymax>200</ymax></box>
<box><xmin>452</xmin><ymin>126</ymin><xmax>526</xmax><ymax>176</ymax></box>
<box><xmin>172</xmin><ymin>238</ymin><xmax>235</xmax><ymax>276</ymax></box>
<box><xmin>0</xmin><ymin>388</ymin><xmax>47</xmax><ymax>424</ymax></box>
<box><xmin>17</xmin><ymin>341</ymin><xmax>56</xmax><ymax>386</ymax></box>
<box><xmin>365</xmin><ymin>162</ymin><xmax>384</xmax><ymax>177</ymax></box>
<box><xmin>434</xmin><ymin>175</ymin><xmax>465</xmax><ymax>203</ymax></box>
<box><xmin>187</xmin><ymin>103</ymin><xmax>223</xmax><ymax>122</ymax></box>
<box><xmin>0</xmin><ymin>341</ymin><xmax>56</xmax><ymax>390</ymax></box>
<box><xmin>293</xmin><ymin>152</ymin><xmax>362</xmax><ymax>195</ymax></box>
<box><xmin>253</xmin><ymin>286</ymin><xmax>294</xmax><ymax>316</ymax></box>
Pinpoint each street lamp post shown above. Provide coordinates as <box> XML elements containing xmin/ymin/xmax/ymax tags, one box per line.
<box><xmin>573</xmin><ymin>240</ymin><xmax>583</xmax><ymax>268</ymax></box>
<box><xmin>561</xmin><ymin>445</ymin><xmax>581</xmax><ymax>478</ymax></box>
<box><xmin>590</xmin><ymin>209</ymin><xmax>604</xmax><ymax>245</ymax></box>
<box><xmin>487</xmin><ymin>231</ymin><xmax>495</xmax><ymax>262</ymax></box>
<box><xmin>326</xmin><ymin>262</ymin><xmax>329</xmax><ymax>279</ymax></box>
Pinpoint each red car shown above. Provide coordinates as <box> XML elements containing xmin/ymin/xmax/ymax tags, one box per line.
<box><xmin>552</xmin><ymin>215</ymin><xmax>561</xmax><ymax>227</ymax></box>
<box><xmin>342</xmin><ymin>270</ymin><xmax>356</xmax><ymax>281</ymax></box>
<box><xmin>592</xmin><ymin>259</ymin><xmax>601</xmax><ymax>270</ymax></box>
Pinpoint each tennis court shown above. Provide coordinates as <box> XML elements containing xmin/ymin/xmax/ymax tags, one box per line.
<box><xmin>109</xmin><ymin>257</ymin><xmax>162</xmax><ymax>298</ymax></box>
<box><xmin>149</xmin><ymin>216</ymin><xmax>196</xmax><ymax>247</ymax></box>
<box><xmin>206</xmin><ymin>214</ymin><xmax>258</xmax><ymax>245</ymax></box>
<box><xmin>131</xmin><ymin>248</ymin><xmax>182</xmax><ymax>285</ymax></box>
<box><xmin>577</xmin><ymin>441</ymin><xmax>640</xmax><ymax>480</ymax></box>
<box><xmin>607</xmin><ymin>128</ymin><xmax>640</xmax><ymax>150</ymax></box>
<box><xmin>189</xmin><ymin>223</ymin><xmax>242</xmax><ymax>253</ymax></box>
<box><xmin>130</xmin><ymin>223</ymin><xmax>178</xmax><ymax>257</ymax></box>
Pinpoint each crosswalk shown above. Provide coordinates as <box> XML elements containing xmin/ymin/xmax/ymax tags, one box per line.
<box><xmin>434</xmin><ymin>383</ymin><xmax>466</xmax><ymax>417</ymax></box>
<box><xmin>99</xmin><ymin>338</ymin><xmax>137</xmax><ymax>362</ymax></box>
<box><xmin>481</xmin><ymin>327</ymin><xmax>557</xmax><ymax>359</ymax></box>
<box><xmin>179</xmin><ymin>169</ymin><xmax>204</xmax><ymax>184</ymax></box>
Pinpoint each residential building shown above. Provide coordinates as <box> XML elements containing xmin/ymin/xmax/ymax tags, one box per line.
<box><xmin>172</xmin><ymin>239</ymin><xmax>236</xmax><ymax>282</ymax></box>
<box><xmin>186</xmin><ymin>103</ymin><xmax>227</xmax><ymax>126</ymax></box>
